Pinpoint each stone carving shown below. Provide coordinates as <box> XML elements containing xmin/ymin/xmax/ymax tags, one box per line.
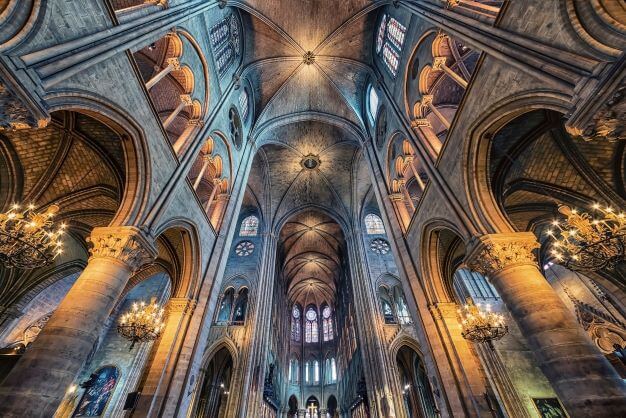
<box><xmin>87</xmin><ymin>227</ymin><xmax>157</xmax><ymax>272</ymax></box>
<box><xmin>567</xmin><ymin>84</ymin><xmax>625</xmax><ymax>142</ymax></box>
<box><xmin>23</xmin><ymin>312</ymin><xmax>52</xmax><ymax>345</ymax></box>
<box><xmin>466</xmin><ymin>233</ymin><xmax>540</xmax><ymax>277</ymax></box>
<box><xmin>0</xmin><ymin>83</ymin><xmax>46</xmax><ymax>131</ymax></box>
<box><xmin>167</xmin><ymin>298</ymin><xmax>196</xmax><ymax>314</ymax></box>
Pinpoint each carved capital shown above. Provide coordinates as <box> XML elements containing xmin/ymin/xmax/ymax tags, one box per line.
<box><xmin>421</xmin><ymin>94</ymin><xmax>434</xmax><ymax>107</ymax></box>
<box><xmin>432</xmin><ymin>56</ymin><xmax>447</xmax><ymax>71</ymax></box>
<box><xmin>166</xmin><ymin>57</ymin><xmax>181</xmax><ymax>71</ymax></box>
<box><xmin>180</xmin><ymin>94</ymin><xmax>193</xmax><ymax>106</ymax></box>
<box><xmin>465</xmin><ymin>232</ymin><xmax>540</xmax><ymax>277</ymax></box>
<box><xmin>167</xmin><ymin>297</ymin><xmax>196</xmax><ymax>314</ymax></box>
<box><xmin>87</xmin><ymin>226</ymin><xmax>157</xmax><ymax>272</ymax></box>
<box><xmin>411</xmin><ymin>118</ymin><xmax>432</xmax><ymax>129</ymax></box>
<box><xmin>566</xmin><ymin>84</ymin><xmax>625</xmax><ymax>142</ymax></box>
<box><xmin>0</xmin><ymin>83</ymin><xmax>48</xmax><ymax>131</ymax></box>
<box><xmin>429</xmin><ymin>302</ymin><xmax>458</xmax><ymax>320</ymax></box>
<box><xmin>187</xmin><ymin>118</ymin><xmax>204</xmax><ymax>127</ymax></box>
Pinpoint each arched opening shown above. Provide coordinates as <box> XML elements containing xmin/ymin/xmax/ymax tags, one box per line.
<box><xmin>327</xmin><ymin>394</ymin><xmax>338</xmax><ymax>417</ymax></box>
<box><xmin>305</xmin><ymin>395</ymin><xmax>320</xmax><ymax>418</ymax></box>
<box><xmin>194</xmin><ymin>347</ymin><xmax>234</xmax><ymax>418</ymax></box>
<box><xmin>288</xmin><ymin>395</ymin><xmax>299</xmax><ymax>418</ymax></box>
<box><xmin>396</xmin><ymin>346</ymin><xmax>438</xmax><ymax>418</ymax></box>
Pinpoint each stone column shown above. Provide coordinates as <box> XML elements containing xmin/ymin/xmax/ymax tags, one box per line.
<box><xmin>173</xmin><ymin>119</ymin><xmax>203</xmax><ymax>155</ymax></box>
<box><xmin>466</xmin><ymin>232</ymin><xmax>626</xmax><ymax>417</ymax></box>
<box><xmin>404</xmin><ymin>155</ymin><xmax>426</xmax><ymax>191</ymax></box>
<box><xmin>389</xmin><ymin>193</ymin><xmax>412</xmax><ymax>232</ymax></box>
<box><xmin>0</xmin><ymin>226</ymin><xmax>157</xmax><ymax>417</ymax></box>
<box><xmin>297</xmin><ymin>409</ymin><xmax>306</xmax><ymax>418</ymax></box>
<box><xmin>421</xmin><ymin>94</ymin><xmax>451</xmax><ymax>129</ymax></box>
<box><xmin>146</xmin><ymin>57</ymin><xmax>181</xmax><ymax>90</ymax></box>
<box><xmin>163</xmin><ymin>94</ymin><xmax>192</xmax><ymax>130</ymax></box>
<box><xmin>432</xmin><ymin>57</ymin><xmax>468</xmax><ymax>89</ymax></box>
<box><xmin>193</xmin><ymin>154</ymin><xmax>212</xmax><ymax>190</ymax></box>
<box><xmin>410</xmin><ymin>118</ymin><xmax>441</xmax><ymax>157</ymax></box>
<box><xmin>132</xmin><ymin>297</ymin><xmax>196</xmax><ymax>416</ymax></box>
<box><xmin>210</xmin><ymin>193</ymin><xmax>229</xmax><ymax>231</ymax></box>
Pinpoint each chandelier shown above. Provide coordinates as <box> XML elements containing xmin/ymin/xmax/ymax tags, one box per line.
<box><xmin>0</xmin><ymin>204</ymin><xmax>65</xmax><ymax>269</ymax></box>
<box><xmin>117</xmin><ymin>300</ymin><xmax>165</xmax><ymax>350</ymax></box>
<box><xmin>458</xmin><ymin>300</ymin><xmax>508</xmax><ymax>346</ymax></box>
<box><xmin>546</xmin><ymin>204</ymin><xmax>626</xmax><ymax>271</ymax></box>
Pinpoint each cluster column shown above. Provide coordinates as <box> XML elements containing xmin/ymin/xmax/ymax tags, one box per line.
<box><xmin>0</xmin><ymin>226</ymin><xmax>157</xmax><ymax>417</ymax></box>
<box><xmin>466</xmin><ymin>232</ymin><xmax>626</xmax><ymax>417</ymax></box>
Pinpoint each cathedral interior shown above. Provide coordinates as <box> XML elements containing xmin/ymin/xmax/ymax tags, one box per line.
<box><xmin>0</xmin><ymin>0</ymin><xmax>624</xmax><ymax>417</ymax></box>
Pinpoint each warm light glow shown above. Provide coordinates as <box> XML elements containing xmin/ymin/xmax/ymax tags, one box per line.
<box><xmin>545</xmin><ymin>204</ymin><xmax>626</xmax><ymax>271</ymax></box>
<box><xmin>0</xmin><ymin>203</ymin><xmax>65</xmax><ymax>269</ymax></box>
<box><xmin>458</xmin><ymin>299</ymin><xmax>508</xmax><ymax>345</ymax></box>
<box><xmin>117</xmin><ymin>300</ymin><xmax>166</xmax><ymax>350</ymax></box>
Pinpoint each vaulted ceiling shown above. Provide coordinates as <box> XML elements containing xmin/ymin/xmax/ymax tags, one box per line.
<box><xmin>240</xmin><ymin>1</ymin><xmax>379</xmax><ymax>227</ymax></box>
<box><xmin>239</xmin><ymin>2</ymin><xmax>380</xmax><ymax>304</ymax></box>
<box><xmin>278</xmin><ymin>210</ymin><xmax>345</xmax><ymax>307</ymax></box>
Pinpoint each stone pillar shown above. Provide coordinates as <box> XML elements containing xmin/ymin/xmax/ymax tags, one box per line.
<box><xmin>432</xmin><ymin>57</ymin><xmax>468</xmax><ymax>88</ymax></box>
<box><xmin>421</xmin><ymin>94</ymin><xmax>451</xmax><ymax>129</ymax></box>
<box><xmin>404</xmin><ymin>155</ymin><xmax>426</xmax><ymax>191</ymax></box>
<box><xmin>297</xmin><ymin>409</ymin><xmax>306</xmax><ymax>418</ymax></box>
<box><xmin>193</xmin><ymin>154</ymin><xmax>212</xmax><ymax>190</ymax></box>
<box><xmin>163</xmin><ymin>94</ymin><xmax>192</xmax><ymax>130</ymax></box>
<box><xmin>410</xmin><ymin>118</ymin><xmax>441</xmax><ymax>157</ymax></box>
<box><xmin>466</xmin><ymin>232</ymin><xmax>626</xmax><ymax>417</ymax></box>
<box><xmin>132</xmin><ymin>297</ymin><xmax>196</xmax><ymax>416</ymax></box>
<box><xmin>389</xmin><ymin>193</ymin><xmax>412</xmax><ymax>232</ymax></box>
<box><xmin>173</xmin><ymin>119</ymin><xmax>203</xmax><ymax>155</ymax></box>
<box><xmin>0</xmin><ymin>226</ymin><xmax>156</xmax><ymax>417</ymax></box>
<box><xmin>210</xmin><ymin>193</ymin><xmax>229</xmax><ymax>231</ymax></box>
<box><xmin>146</xmin><ymin>57</ymin><xmax>181</xmax><ymax>90</ymax></box>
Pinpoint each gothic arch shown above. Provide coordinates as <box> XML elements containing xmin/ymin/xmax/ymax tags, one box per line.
<box><xmin>463</xmin><ymin>91</ymin><xmax>572</xmax><ymax>235</ymax></box>
<box><xmin>152</xmin><ymin>218</ymin><xmax>202</xmax><ymax>299</ymax></box>
<box><xmin>420</xmin><ymin>220</ymin><xmax>469</xmax><ymax>304</ymax></box>
<box><xmin>44</xmin><ymin>95</ymin><xmax>152</xmax><ymax>226</ymax></box>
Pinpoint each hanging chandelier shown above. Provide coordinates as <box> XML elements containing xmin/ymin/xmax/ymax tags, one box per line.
<box><xmin>458</xmin><ymin>300</ymin><xmax>508</xmax><ymax>346</ymax></box>
<box><xmin>0</xmin><ymin>204</ymin><xmax>65</xmax><ymax>269</ymax></box>
<box><xmin>546</xmin><ymin>204</ymin><xmax>626</xmax><ymax>271</ymax></box>
<box><xmin>117</xmin><ymin>300</ymin><xmax>165</xmax><ymax>350</ymax></box>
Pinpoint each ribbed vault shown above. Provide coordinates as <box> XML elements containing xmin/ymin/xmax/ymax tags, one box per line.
<box><xmin>278</xmin><ymin>210</ymin><xmax>345</xmax><ymax>306</ymax></box>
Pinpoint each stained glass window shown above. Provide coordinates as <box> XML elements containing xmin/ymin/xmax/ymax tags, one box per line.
<box><xmin>232</xmin><ymin>288</ymin><xmax>248</xmax><ymax>324</ymax></box>
<box><xmin>289</xmin><ymin>358</ymin><xmax>299</xmax><ymax>383</ymax></box>
<box><xmin>235</xmin><ymin>240</ymin><xmax>254</xmax><ymax>256</ymax></box>
<box><xmin>313</xmin><ymin>360</ymin><xmax>320</xmax><ymax>383</ymax></box>
<box><xmin>210</xmin><ymin>14</ymin><xmax>240</xmax><ymax>76</ymax></box>
<box><xmin>291</xmin><ymin>305</ymin><xmax>301</xmax><ymax>341</ymax></box>
<box><xmin>331</xmin><ymin>358</ymin><xmax>337</xmax><ymax>382</ymax></box>
<box><xmin>216</xmin><ymin>288</ymin><xmax>234</xmax><ymax>323</ymax></box>
<box><xmin>239</xmin><ymin>89</ymin><xmax>249</xmax><ymax>121</ymax></box>
<box><xmin>364</xmin><ymin>213</ymin><xmax>385</xmax><ymax>234</ymax></box>
<box><xmin>370</xmin><ymin>238</ymin><xmax>390</xmax><ymax>255</ymax></box>
<box><xmin>305</xmin><ymin>307</ymin><xmax>318</xmax><ymax>343</ymax></box>
<box><xmin>239</xmin><ymin>215</ymin><xmax>258</xmax><ymax>236</ymax></box>
<box><xmin>387</xmin><ymin>18</ymin><xmax>406</xmax><ymax>51</ymax></box>
<box><xmin>382</xmin><ymin>43</ymin><xmax>400</xmax><ymax>76</ymax></box>
<box><xmin>304</xmin><ymin>361</ymin><xmax>310</xmax><ymax>383</ymax></box>
<box><xmin>368</xmin><ymin>85</ymin><xmax>379</xmax><ymax>124</ymax></box>
<box><xmin>375</xmin><ymin>14</ymin><xmax>406</xmax><ymax>77</ymax></box>
<box><xmin>322</xmin><ymin>306</ymin><xmax>333</xmax><ymax>341</ymax></box>
<box><xmin>376</xmin><ymin>14</ymin><xmax>387</xmax><ymax>54</ymax></box>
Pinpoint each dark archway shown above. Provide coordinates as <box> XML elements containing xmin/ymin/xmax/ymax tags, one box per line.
<box><xmin>195</xmin><ymin>347</ymin><xmax>234</xmax><ymax>418</ymax></box>
<box><xmin>396</xmin><ymin>346</ymin><xmax>437</xmax><ymax>418</ymax></box>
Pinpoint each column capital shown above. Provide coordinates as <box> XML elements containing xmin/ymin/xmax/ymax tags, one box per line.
<box><xmin>465</xmin><ymin>232</ymin><xmax>540</xmax><ymax>277</ymax></box>
<box><xmin>166</xmin><ymin>57</ymin><xmax>181</xmax><ymax>71</ymax></box>
<box><xmin>87</xmin><ymin>226</ymin><xmax>157</xmax><ymax>272</ymax></box>
<box><xmin>180</xmin><ymin>94</ymin><xmax>193</xmax><ymax>106</ymax></box>
<box><xmin>167</xmin><ymin>297</ymin><xmax>196</xmax><ymax>314</ymax></box>
<box><xmin>411</xmin><ymin>118</ymin><xmax>432</xmax><ymax>129</ymax></box>
<box><xmin>432</xmin><ymin>56</ymin><xmax>447</xmax><ymax>70</ymax></box>
<box><xmin>429</xmin><ymin>302</ymin><xmax>458</xmax><ymax>320</ymax></box>
<box><xmin>421</xmin><ymin>94</ymin><xmax>434</xmax><ymax>106</ymax></box>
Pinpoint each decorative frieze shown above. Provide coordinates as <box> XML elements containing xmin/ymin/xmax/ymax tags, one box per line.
<box><xmin>87</xmin><ymin>226</ymin><xmax>157</xmax><ymax>272</ymax></box>
<box><xmin>465</xmin><ymin>232</ymin><xmax>540</xmax><ymax>277</ymax></box>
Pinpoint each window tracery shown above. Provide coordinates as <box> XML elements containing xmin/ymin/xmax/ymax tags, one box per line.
<box><xmin>322</xmin><ymin>306</ymin><xmax>334</xmax><ymax>341</ymax></box>
<box><xmin>364</xmin><ymin>213</ymin><xmax>385</xmax><ymax>234</ymax></box>
<box><xmin>235</xmin><ymin>240</ymin><xmax>254</xmax><ymax>256</ymax></box>
<box><xmin>375</xmin><ymin>14</ymin><xmax>407</xmax><ymax>76</ymax></box>
<box><xmin>292</xmin><ymin>304</ymin><xmax>302</xmax><ymax>341</ymax></box>
<box><xmin>210</xmin><ymin>14</ymin><xmax>240</xmax><ymax>76</ymax></box>
<box><xmin>239</xmin><ymin>215</ymin><xmax>258</xmax><ymax>236</ymax></box>
<box><xmin>370</xmin><ymin>238</ymin><xmax>390</xmax><ymax>255</ymax></box>
<box><xmin>305</xmin><ymin>307</ymin><xmax>319</xmax><ymax>343</ymax></box>
<box><xmin>239</xmin><ymin>89</ymin><xmax>249</xmax><ymax>121</ymax></box>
